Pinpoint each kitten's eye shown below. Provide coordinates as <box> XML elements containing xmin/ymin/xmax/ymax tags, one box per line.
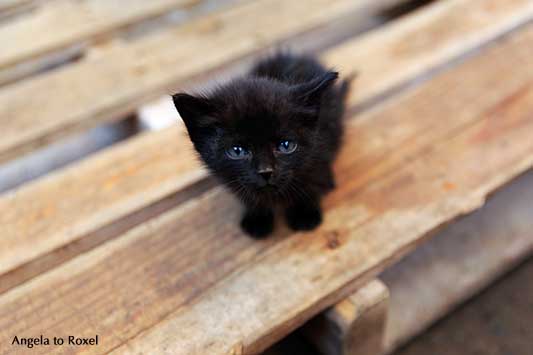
<box><xmin>277</xmin><ymin>140</ymin><xmax>297</xmax><ymax>154</ymax></box>
<box><xmin>226</xmin><ymin>145</ymin><xmax>251</xmax><ymax>160</ymax></box>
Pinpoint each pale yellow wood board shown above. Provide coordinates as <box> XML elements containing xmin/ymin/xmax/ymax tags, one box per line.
<box><xmin>0</xmin><ymin>0</ymin><xmax>199</xmax><ymax>69</ymax></box>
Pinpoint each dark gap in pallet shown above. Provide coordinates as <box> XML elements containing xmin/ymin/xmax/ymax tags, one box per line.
<box><xmin>262</xmin><ymin>330</ymin><xmax>320</xmax><ymax>355</ymax></box>
<box><xmin>0</xmin><ymin>44</ymin><xmax>86</xmax><ymax>88</ymax></box>
<box><xmin>378</xmin><ymin>0</ymin><xmax>438</xmax><ymax>21</ymax></box>
<box><xmin>260</xmin><ymin>317</ymin><xmax>343</xmax><ymax>353</ymax></box>
<box><xmin>0</xmin><ymin>176</ymin><xmax>218</xmax><ymax>295</ymax></box>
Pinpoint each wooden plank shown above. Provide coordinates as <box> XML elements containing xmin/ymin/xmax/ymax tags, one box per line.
<box><xmin>381</xmin><ymin>169</ymin><xmax>533</xmax><ymax>353</ymax></box>
<box><xmin>324</xmin><ymin>0</ymin><xmax>533</xmax><ymax>108</ymax></box>
<box><xmin>303</xmin><ymin>280</ymin><xmax>389</xmax><ymax>355</ymax></box>
<box><xmin>0</xmin><ymin>0</ymin><xmax>199</xmax><ymax>70</ymax></box>
<box><xmin>3</xmin><ymin>0</ymin><xmax>530</xmax><ymax>162</ymax></box>
<box><xmin>1</xmin><ymin>20</ymin><xmax>533</xmax><ymax>355</ymax></box>
<box><xmin>1</xmin><ymin>0</ymin><xmax>531</xmax><ymax>295</ymax></box>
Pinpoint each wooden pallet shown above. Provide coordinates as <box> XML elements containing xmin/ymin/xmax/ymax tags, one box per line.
<box><xmin>1</xmin><ymin>0</ymin><xmax>533</xmax><ymax>354</ymax></box>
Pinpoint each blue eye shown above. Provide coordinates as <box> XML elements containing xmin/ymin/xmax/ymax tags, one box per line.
<box><xmin>277</xmin><ymin>140</ymin><xmax>297</xmax><ymax>154</ymax></box>
<box><xmin>226</xmin><ymin>145</ymin><xmax>251</xmax><ymax>160</ymax></box>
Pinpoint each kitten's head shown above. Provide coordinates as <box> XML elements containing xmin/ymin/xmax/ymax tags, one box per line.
<box><xmin>172</xmin><ymin>72</ymin><xmax>337</xmax><ymax>204</ymax></box>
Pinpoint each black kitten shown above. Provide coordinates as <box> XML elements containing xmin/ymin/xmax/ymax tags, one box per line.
<box><xmin>173</xmin><ymin>53</ymin><xmax>351</xmax><ymax>238</ymax></box>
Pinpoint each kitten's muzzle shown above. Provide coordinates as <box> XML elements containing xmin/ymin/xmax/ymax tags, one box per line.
<box><xmin>258</xmin><ymin>170</ymin><xmax>272</xmax><ymax>182</ymax></box>
<box><xmin>256</xmin><ymin>167</ymin><xmax>274</xmax><ymax>187</ymax></box>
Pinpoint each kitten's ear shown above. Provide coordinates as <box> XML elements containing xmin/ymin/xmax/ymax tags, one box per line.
<box><xmin>172</xmin><ymin>93</ymin><xmax>217</xmax><ymax>129</ymax></box>
<box><xmin>292</xmin><ymin>71</ymin><xmax>339</xmax><ymax>107</ymax></box>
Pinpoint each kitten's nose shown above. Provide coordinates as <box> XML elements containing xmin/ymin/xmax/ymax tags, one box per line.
<box><xmin>258</xmin><ymin>167</ymin><xmax>273</xmax><ymax>182</ymax></box>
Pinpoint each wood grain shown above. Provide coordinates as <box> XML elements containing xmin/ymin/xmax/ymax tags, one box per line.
<box><xmin>1</xmin><ymin>21</ymin><xmax>533</xmax><ymax>355</ymax></box>
<box><xmin>304</xmin><ymin>280</ymin><xmax>389</xmax><ymax>355</ymax></box>
<box><xmin>1</xmin><ymin>0</ymin><xmax>527</xmax><ymax>294</ymax></box>
<box><xmin>324</xmin><ymin>0</ymin><xmax>533</xmax><ymax>108</ymax></box>
<box><xmin>0</xmin><ymin>0</ymin><xmax>198</xmax><ymax>70</ymax></box>
<box><xmin>4</xmin><ymin>0</ymin><xmax>529</xmax><ymax>162</ymax></box>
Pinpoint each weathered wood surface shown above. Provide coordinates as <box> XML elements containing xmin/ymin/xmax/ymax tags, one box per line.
<box><xmin>304</xmin><ymin>280</ymin><xmax>389</xmax><ymax>355</ymax></box>
<box><xmin>325</xmin><ymin>0</ymin><xmax>533</xmax><ymax>107</ymax></box>
<box><xmin>1</xmin><ymin>0</ymin><xmax>530</xmax><ymax>295</ymax></box>
<box><xmin>0</xmin><ymin>0</ymin><xmax>36</xmax><ymax>17</ymax></box>
<box><xmin>0</xmin><ymin>0</ymin><xmax>197</xmax><ymax>70</ymax></box>
<box><xmin>2</xmin><ymin>20</ymin><xmax>533</xmax><ymax>355</ymax></box>
<box><xmin>381</xmin><ymin>169</ymin><xmax>533</xmax><ymax>353</ymax></box>
<box><xmin>3</xmin><ymin>0</ymin><xmax>531</xmax><ymax>163</ymax></box>
<box><xmin>301</xmin><ymin>169</ymin><xmax>533</xmax><ymax>355</ymax></box>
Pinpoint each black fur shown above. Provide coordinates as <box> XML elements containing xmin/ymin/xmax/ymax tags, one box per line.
<box><xmin>173</xmin><ymin>53</ymin><xmax>351</xmax><ymax>238</ymax></box>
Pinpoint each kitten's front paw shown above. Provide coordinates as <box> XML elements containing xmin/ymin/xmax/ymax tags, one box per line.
<box><xmin>286</xmin><ymin>205</ymin><xmax>322</xmax><ymax>231</ymax></box>
<box><xmin>240</xmin><ymin>210</ymin><xmax>274</xmax><ymax>238</ymax></box>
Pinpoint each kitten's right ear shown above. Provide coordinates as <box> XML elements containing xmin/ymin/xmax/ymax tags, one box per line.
<box><xmin>172</xmin><ymin>93</ymin><xmax>217</xmax><ymax>129</ymax></box>
<box><xmin>292</xmin><ymin>71</ymin><xmax>339</xmax><ymax>107</ymax></box>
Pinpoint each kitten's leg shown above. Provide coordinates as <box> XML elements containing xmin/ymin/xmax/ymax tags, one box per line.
<box><xmin>285</xmin><ymin>194</ymin><xmax>322</xmax><ymax>231</ymax></box>
<box><xmin>314</xmin><ymin>162</ymin><xmax>336</xmax><ymax>192</ymax></box>
<box><xmin>240</xmin><ymin>205</ymin><xmax>274</xmax><ymax>238</ymax></box>
<box><xmin>324</xmin><ymin>166</ymin><xmax>336</xmax><ymax>191</ymax></box>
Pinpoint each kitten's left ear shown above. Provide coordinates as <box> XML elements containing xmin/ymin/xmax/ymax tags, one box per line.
<box><xmin>172</xmin><ymin>93</ymin><xmax>217</xmax><ymax>129</ymax></box>
<box><xmin>292</xmin><ymin>71</ymin><xmax>339</xmax><ymax>107</ymax></box>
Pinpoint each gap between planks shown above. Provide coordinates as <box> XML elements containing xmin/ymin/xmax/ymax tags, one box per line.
<box><xmin>303</xmin><ymin>279</ymin><xmax>390</xmax><ymax>355</ymax></box>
